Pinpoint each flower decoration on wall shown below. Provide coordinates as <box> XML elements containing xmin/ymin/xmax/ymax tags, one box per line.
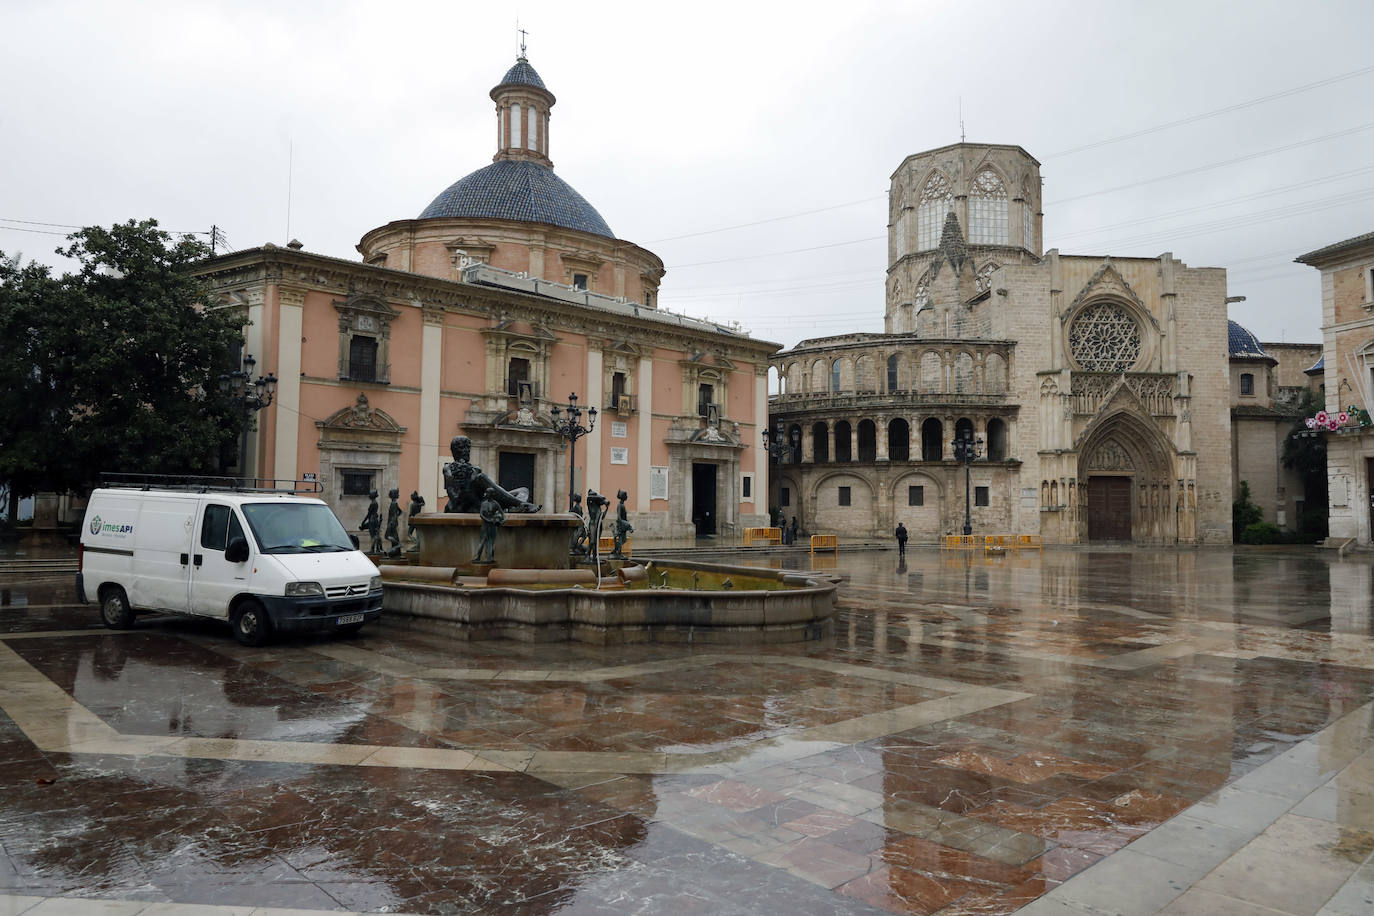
<box><xmin>1303</xmin><ymin>406</ymin><xmax>1372</xmax><ymax>432</ymax></box>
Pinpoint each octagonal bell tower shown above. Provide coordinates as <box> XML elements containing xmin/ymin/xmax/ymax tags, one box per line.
<box><xmin>885</xmin><ymin>143</ymin><xmax>1042</xmax><ymax>333</ymax></box>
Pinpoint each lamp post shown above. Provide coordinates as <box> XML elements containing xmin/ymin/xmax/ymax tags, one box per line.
<box><xmin>952</xmin><ymin>427</ymin><xmax>984</xmax><ymax>537</ymax></box>
<box><xmin>760</xmin><ymin>425</ymin><xmax>795</xmax><ymax>462</ymax></box>
<box><xmin>550</xmin><ymin>392</ymin><xmax>597</xmax><ymax>512</ymax></box>
<box><xmin>219</xmin><ymin>354</ymin><xmax>278</xmax><ymax>487</ymax></box>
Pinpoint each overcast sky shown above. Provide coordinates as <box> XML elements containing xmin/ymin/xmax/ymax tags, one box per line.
<box><xmin>4</xmin><ymin>0</ymin><xmax>1372</xmax><ymax>352</ymax></box>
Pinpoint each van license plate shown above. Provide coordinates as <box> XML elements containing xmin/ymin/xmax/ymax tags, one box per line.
<box><xmin>336</xmin><ymin>613</ymin><xmax>364</xmax><ymax>625</ymax></box>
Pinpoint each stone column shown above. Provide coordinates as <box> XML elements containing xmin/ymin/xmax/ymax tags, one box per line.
<box><xmin>849</xmin><ymin>423</ymin><xmax>859</xmax><ymax>462</ymax></box>
<box><xmin>419</xmin><ymin>303</ymin><xmax>445</xmax><ymax>509</ymax></box>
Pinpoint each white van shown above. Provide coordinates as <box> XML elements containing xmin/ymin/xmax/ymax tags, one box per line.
<box><xmin>78</xmin><ymin>482</ymin><xmax>382</xmax><ymax>646</ymax></box>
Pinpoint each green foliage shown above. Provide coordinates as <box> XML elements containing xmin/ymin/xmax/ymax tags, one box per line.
<box><xmin>1239</xmin><ymin>522</ymin><xmax>1282</xmax><ymax>545</ymax></box>
<box><xmin>0</xmin><ymin>219</ymin><xmax>245</xmax><ymax>495</ymax></box>
<box><xmin>1282</xmin><ymin>388</ymin><xmax>1329</xmax><ymax>539</ymax></box>
<box><xmin>1232</xmin><ymin>480</ymin><xmax>1263</xmax><ymax>542</ymax></box>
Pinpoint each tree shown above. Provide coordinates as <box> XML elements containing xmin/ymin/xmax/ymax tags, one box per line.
<box><xmin>0</xmin><ymin>219</ymin><xmax>245</xmax><ymax>500</ymax></box>
<box><xmin>1232</xmin><ymin>480</ymin><xmax>1262</xmax><ymax>542</ymax></box>
<box><xmin>1281</xmin><ymin>388</ymin><xmax>1329</xmax><ymax>539</ymax></box>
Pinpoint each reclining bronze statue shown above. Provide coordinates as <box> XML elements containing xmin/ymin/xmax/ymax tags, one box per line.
<box><xmin>442</xmin><ymin>435</ymin><xmax>542</xmax><ymax>514</ymax></box>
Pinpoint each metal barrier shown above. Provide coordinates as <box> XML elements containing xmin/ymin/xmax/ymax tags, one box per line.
<box><xmin>810</xmin><ymin>534</ymin><xmax>838</xmax><ymax>554</ymax></box>
<box><xmin>1016</xmin><ymin>534</ymin><xmax>1042</xmax><ymax>550</ymax></box>
<box><xmin>940</xmin><ymin>535</ymin><xmax>978</xmax><ymax>549</ymax></box>
<box><xmin>743</xmin><ymin>527</ymin><xmax>783</xmax><ymax>546</ymax></box>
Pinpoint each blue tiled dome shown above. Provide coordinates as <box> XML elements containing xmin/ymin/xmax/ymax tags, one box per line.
<box><xmin>1227</xmin><ymin>320</ymin><xmax>1269</xmax><ymax>359</ymax></box>
<box><xmin>418</xmin><ymin>160</ymin><xmax>615</xmax><ymax>238</ymax></box>
<box><xmin>497</xmin><ymin>58</ymin><xmax>547</xmax><ymax>92</ymax></box>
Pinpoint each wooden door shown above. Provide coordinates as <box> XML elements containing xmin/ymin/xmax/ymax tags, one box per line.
<box><xmin>1088</xmin><ymin>476</ymin><xmax>1132</xmax><ymax>541</ymax></box>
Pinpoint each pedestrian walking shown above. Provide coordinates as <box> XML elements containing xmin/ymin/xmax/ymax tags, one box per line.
<box><xmin>895</xmin><ymin>522</ymin><xmax>908</xmax><ymax>557</ymax></box>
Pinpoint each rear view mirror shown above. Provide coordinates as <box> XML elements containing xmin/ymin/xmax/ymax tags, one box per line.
<box><xmin>226</xmin><ymin>536</ymin><xmax>250</xmax><ymax>564</ymax></box>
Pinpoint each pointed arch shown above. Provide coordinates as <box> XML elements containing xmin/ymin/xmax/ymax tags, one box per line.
<box><xmin>969</xmin><ymin>168</ymin><xmax>1009</xmax><ymax>245</ymax></box>
<box><xmin>917</xmin><ymin>170</ymin><xmax>953</xmax><ymax>250</ymax></box>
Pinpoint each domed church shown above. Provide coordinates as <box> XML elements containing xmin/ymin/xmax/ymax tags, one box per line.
<box><xmin>197</xmin><ymin>53</ymin><xmax>779</xmax><ymax>537</ymax></box>
<box><xmin>770</xmin><ymin>142</ymin><xmax>1242</xmax><ymax>545</ymax></box>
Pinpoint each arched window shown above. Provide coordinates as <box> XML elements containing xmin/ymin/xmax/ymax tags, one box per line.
<box><xmin>986</xmin><ymin>418</ymin><xmax>1007</xmax><ymax>461</ymax></box>
<box><xmin>787</xmin><ymin>424</ymin><xmax>803</xmax><ymax>463</ymax></box>
<box><xmin>834</xmin><ymin>421</ymin><xmax>853</xmax><ymax>462</ymax></box>
<box><xmin>917</xmin><ymin>172</ymin><xmax>952</xmax><ymax>250</ymax></box>
<box><xmin>969</xmin><ymin>169</ymin><xmax>1008</xmax><ymax>245</ymax></box>
<box><xmin>857</xmin><ymin>420</ymin><xmax>876</xmax><ymax>462</ymax></box>
<box><xmin>888</xmin><ymin>418</ymin><xmax>910</xmax><ymax>462</ymax></box>
<box><xmin>886</xmin><ymin>354</ymin><xmax>899</xmax><ymax>392</ymax></box>
<box><xmin>812</xmin><ymin>422</ymin><xmax>829</xmax><ymax>463</ymax></box>
<box><xmin>954</xmin><ymin>417</ymin><xmax>975</xmax><ymax>445</ymax></box>
<box><xmin>831</xmin><ymin>359</ymin><xmax>842</xmax><ymax>393</ymax></box>
<box><xmin>811</xmin><ymin>359</ymin><xmax>827</xmax><ymax>393</ymax></box>
<box><xmin>921</xmin><ymin>418</ymin><xmax>943</xmax><ymax>461</ymax></box>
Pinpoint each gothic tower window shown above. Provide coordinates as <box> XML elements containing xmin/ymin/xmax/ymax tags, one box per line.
<box><xmin>969</xmin><ymin>169</ymin><xmax>1008</xmax><ymax>245</ymax></box>
<box><xmin>916</xmin><ymin>173</ymin><xmax>952</xmax><ymax>250</ymax></box>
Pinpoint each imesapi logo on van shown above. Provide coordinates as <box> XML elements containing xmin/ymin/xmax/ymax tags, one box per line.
<box><xmin>89</xmin><ymin>515</ymin><xmax>133</xmax><ymax>537</ymax></box>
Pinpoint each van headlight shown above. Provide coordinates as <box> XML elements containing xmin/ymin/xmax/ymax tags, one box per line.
<box><xmin>369</xmin><ymin>576</ymin><xmax>383</xmax><ymax>591</ymax></box>
<box><xmin>285</xmin><ymin>581</ymin><xmax>325</xmax><ymax>597</ymax></box>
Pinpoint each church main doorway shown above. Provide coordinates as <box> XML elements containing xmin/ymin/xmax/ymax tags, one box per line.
<box><xmin>692</xmin><ymin>463</ymin><xmax>717</xmax><ymax>537</ymax></box>
<box><xmin>1088</xmin><ymin>476</ymin><xmax>1132</xmax><ymax>541</ymax></box>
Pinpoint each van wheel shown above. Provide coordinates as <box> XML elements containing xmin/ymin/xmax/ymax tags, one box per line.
<box><xmin>100</xmin><ymin>587</ymin><xmax>135</xmax><ymax>630</ymax></box>
<box><xmin>231</xmin><ymin>601</ymin><xmax>272</xmax><ymax>647</ymax></box>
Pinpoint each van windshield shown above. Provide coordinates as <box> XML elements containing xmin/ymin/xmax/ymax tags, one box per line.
<box><xmin>240</xmin><ymin>502</ymin><xmax>356</xmax><ymax>554</ymax></box>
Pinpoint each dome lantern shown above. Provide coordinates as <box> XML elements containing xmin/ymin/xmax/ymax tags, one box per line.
<box><xmin>491</xmin><ymin>54</ymin><xmax>555</xmax><ymax>168</ymax></box>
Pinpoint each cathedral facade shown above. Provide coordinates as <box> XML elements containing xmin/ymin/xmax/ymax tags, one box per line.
<box><xmin>196</xmin><ymin>55</ymin><xmax>777</xmax><ymax>538</ymax></box>
<box><xmin>770</xmin><ymin>143</ymin><xmax>1233</xmax><ymax>545</ymax></box>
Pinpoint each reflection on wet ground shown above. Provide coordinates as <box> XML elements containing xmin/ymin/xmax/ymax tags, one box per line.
<box><xmin>3</xmin><ymin>545</ymin><xmax>1374</xmax><ymax>914</ymax></box>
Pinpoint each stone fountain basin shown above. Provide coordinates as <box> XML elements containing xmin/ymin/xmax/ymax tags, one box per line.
<box><xmin>377</xmin><ymin>557</ymin><xmax>838</xmax><ymax>645</ymax></box>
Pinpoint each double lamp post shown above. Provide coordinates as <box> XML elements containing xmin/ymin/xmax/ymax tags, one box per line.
<box><xmin>550</xmin><ymin>392</ymin><xmax>597</xmax><ymax>512</ymax></box>
<box><xmin>219</xmin><ymin>354</ymin><xmax>277</xmax><ymax>487</ymax></box>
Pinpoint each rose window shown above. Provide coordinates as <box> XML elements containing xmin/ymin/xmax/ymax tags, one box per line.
<box><xmin>1068</xmin><ymin>302</ymin><xmax>1142</xmax><ymax>372</ymax></box>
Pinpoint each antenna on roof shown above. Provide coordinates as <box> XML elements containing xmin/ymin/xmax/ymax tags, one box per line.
<box><xmin>959</xmin><ymin>97</ymin><xmax>965</xmax><ymax>143</ymax></box>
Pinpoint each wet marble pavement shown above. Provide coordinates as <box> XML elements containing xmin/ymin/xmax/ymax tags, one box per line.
<box><xmin>4</xmin><ymin>547</ymin><xmax>1374</xmax><ymax>914</ymax></box>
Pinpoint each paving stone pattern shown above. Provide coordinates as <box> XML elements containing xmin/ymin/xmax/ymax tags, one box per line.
<box><xmin>3</xmin><ymin>546</ymin><xmax>1374</xmax><ymax>914</ymax></box>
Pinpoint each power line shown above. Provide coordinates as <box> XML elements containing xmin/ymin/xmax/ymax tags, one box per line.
<box><xmin>647</xmin><ymin>65</ymin><xmax>1374</xmax><ymax>250</ymax></box>
<box><xmin>647</xmin><ymin>195</ymin><xmax>884</xmax><ymax>244</ymax></box>
<box><xmin>1043</xmin><ymin>63</ymin><xmax>1374</xmax><ymax>158</ymax></box>
<box><xmin>1047</xmin><ymin>122</ymin><xmax>1374</xmax><ymax>205</ymax></box>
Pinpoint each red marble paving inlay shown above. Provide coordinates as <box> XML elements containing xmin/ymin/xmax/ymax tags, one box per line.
<box><xmin>933</xmin><ymin>748</ymin><xmax>1120</xmax><ymax>784</ymax></box>
<box><xmin>683</xmin><ymin>778</ymin><xmax>790</xmax><ymax>812</ymax></box>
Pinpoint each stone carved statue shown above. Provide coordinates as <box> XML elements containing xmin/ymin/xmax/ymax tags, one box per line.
<box><xmin>585</xmin><ymin>490</ymin><xmax>609</xmax><ymax>562</ymax></box>
<box><xmin>442</xmin><ymin>435</ymin><xmax>541</xmax><ymax>514</ymax></box>
<box><xmin>473</xmin><ymin>488</ymin><xmax>506</xmax><ymax>565</ymax></box>
<box><xmin>406</xmin><ymin>491</ymin><xmax>425</xmax><ymax>551</ymax></box>
<box><xmin>359</xmin><ymin>489</ymin><xmax>382</xmax><ymax>554</ymax></box>
<box><xmin>384</xmin><ymin>488</ymin><xmax>402</xmax><ymax>556</ymax></box>
<box><xmin>611</xmin><ymin>489</ymin><xmax>634</xmax><ymax>559</ymax></box>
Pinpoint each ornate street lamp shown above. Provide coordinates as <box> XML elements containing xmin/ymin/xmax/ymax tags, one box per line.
<box><xmin>952</xmin><ymin>427</ymin><xmax>984</xmax><ymax>537</ymax></box>
<box><xmin>550</xmin><ymin>392</ymin><xmax>597</xmax><ymax>512</ymax></box>
<box><xmin>760</xmin><ymin>425</ymin><xmax>796</xmax><ymax>462</ymax></box>
<box><xmin>219</xmin><ymin>354</ymin><xmax>278</xmax><ymax>487</ymax></box>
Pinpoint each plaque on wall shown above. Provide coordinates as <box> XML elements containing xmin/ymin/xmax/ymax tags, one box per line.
<box><xmin>650</xmin><ymin>466</ymin><xmax>668</xmax><ymax>500</ymax></box>
<box><xmin>611</xmin><ymin>421</ymin><xmax>628</xmax><ymax>438</ymax></box>
<box><xmin>610</xmin><ymin>447</ymin><xmax>629</xmax><ymax>465</ymax></box>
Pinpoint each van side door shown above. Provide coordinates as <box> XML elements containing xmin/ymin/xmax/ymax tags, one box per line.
<box><xmin>189</xmin><ymin>503</ymin><xmax>251</xmax><ymax>619</ymax></box>
<box><xmin>134</xmin><ymin>496</ymin><xmax>198</xmax><ymax>612</ymax></box>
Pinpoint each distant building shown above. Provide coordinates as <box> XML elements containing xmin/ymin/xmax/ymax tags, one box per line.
<box><xmin>1297</xmin><ymin>230</ymin><xmax>1374</xmax><ymax>544</ymax></box>
<box><xmin>1226</xmin><ymin>321</ymin><xmax>1322</xmax><ymax>529</ymax></box>
<box><xmin>770</xmin><ymin>142</ymin><xmax>1234</xmax><ymax>545</ymax></box>
<box><xmin>197</xmin><ymin>54</ymin><xmax>777</xmax><ymax>538</ymax></box>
